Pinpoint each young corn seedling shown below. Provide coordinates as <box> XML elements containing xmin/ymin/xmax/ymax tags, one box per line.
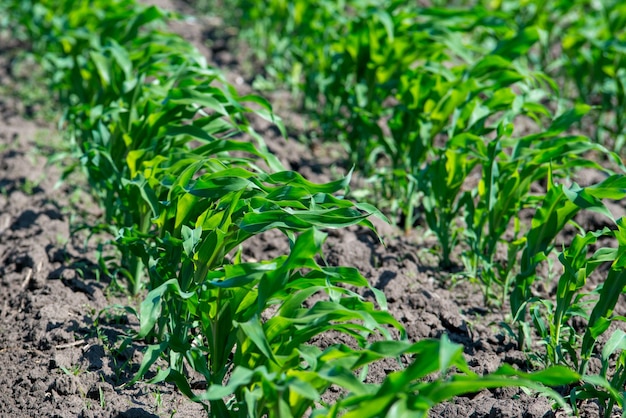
<box><xmin>466</xmin><ymin>0</ymin><xmax>626</xmax><ymax>153</ymax></box>
<box><xmin>512</xmin><ymin>174</ymin><xmax>626</xmax><ymax>351</ymax></box>
<box><xmin>528</xmin><ymin>227</ymin><xmax>616</xmax><ymax>368</ymax></box>
<box><xmin>591</xmin><ymin>330</ymin><xmax>626</xmax><ymax>417</ymax></box>
<box><xmin>527</xmin><ymin>218</ymin><xmax>626</xmax><ymax>416</ymax></box>
<box><xmin>579</xmin><ymin>217</ymin><xmax>626</xmax><ymax>374</ymax></box>
<box><xmin>419</xmin><ymin>48</ymin><xmax>555</xmax><ymax>268</ymax></box>
<box><xmin>12</xmin><ymin>0</ymin><xmax>283</xmax><ymax>294</ymax></box>
<box><xmin>423</xmin><ymin>135</ymin><xmax>480</xmax><ymax>268</ymax></box>
<box><xmin>463</xmin><ymin>105</ymin><xmax>618</xmax><ymax>305</ymax></box>
<box><xmin>121</xmin><ymin>156</ymin><xmax>397</xmax><ymax>415</ymax></box>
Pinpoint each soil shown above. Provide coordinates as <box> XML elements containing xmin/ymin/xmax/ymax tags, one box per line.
<box><xmin>1</xmin><ymin>1</ymin><xmax>625</xmax><ymax>417</ymax></box>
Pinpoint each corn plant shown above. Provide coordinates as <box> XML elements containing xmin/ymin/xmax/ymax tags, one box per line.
<box><xmin>587</xmin><ymin>329</ymin><xmax>626</xmax><ymax>417</ymax></box>
<box><xmin>111</xmin><ymin>152</ymin><xmax>578</xmax><ymax>415</ymax></box>
<box><xmin>441</xmin><ymin>0</ymin><xmax>626</xmax><ymax>153</ymax></box>
<box><xmin>218</xmin><ymin>0</ymin><xmax>558</xmax><ymax>241</ymax></box>
<box><xmin>130</xmin><ymin>227</ymin><xmax>402</xmax><ymax>416</ymax></box>
<box><xmin>422</xmin><ymin>136</ymin><xmax>480</xmax><ymax>268</ymax></box>
<box><xmin>462</xmin><ymin>104</ymin><xmax>623</xmax><ymax>305</ymax></box>
<box><xmin>117</xmin><ymin>151</ymin><xmax>386</xmax><ymax>415</ymax></box>
<box><xmin>528</xmin><ymin>228</ymin><xmax>615</xmax><ymax>369</ymax></box>
<box><xmin>9</xmin><ymin>0</ymin><xmax>284</xmax><ymax>294</ymax></box>
<box><xmin>512</xmin><ymin>175</ymin><xmax>626</xmax><ymax>350</ymax></box>
<box><xmin>522</xmin><ymin>216</ymin><xmax>626</xmax><ymax>416</ymax></box>
<box><xmin>509</xmin><ymin>0</ymin><xmax>626</xmax><ymax>152</ymax></box>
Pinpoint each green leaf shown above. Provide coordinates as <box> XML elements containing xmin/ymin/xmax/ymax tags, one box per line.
<box><xmin>138</xmin><ymin>279</ymin><xmax>195</xmax><ymax>338</ymax></box>
<box><xmin>181</xmin><ymin>225</ymin><xmax>202</xmax><ymax>257</ymax></box>
<box><xmin>195</xmin><ymin>366</ymin><xmax>256</xmax><ymax>401</ymax></box>
<box><xmin>581</xmin><ymin>267</ymin><xmax>626</xmax><ymax>362</ymax></box>
<box><xmin>602</xmin><ymin>330</ymin><xmax>626</xmax><ymax>364</ymax></box>
<box><xmin>126</xmin><ymin>342</ymin><xmax>168</xmax><ymax>386</ymax></box>
<box><xmin>547</xmin><ymin>104</ymin><xmax>592</xmax><ymax>135</ymax></box>
<box><xmin>238</xmin><ymin>317</ymin><xmax>281</xmax><ymax>366</ymax></box>
<box><xmin>493</xmin><ymin>27</ymin><xmax>539</xmax><ymax>59</ymax></box>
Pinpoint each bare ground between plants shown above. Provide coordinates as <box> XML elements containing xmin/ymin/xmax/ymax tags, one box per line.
<box><xmin>0</xmin><ymin>1</ymin><xmax>625</xmax><ymax>417</ymax></box>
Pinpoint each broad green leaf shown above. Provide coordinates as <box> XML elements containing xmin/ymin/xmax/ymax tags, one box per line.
<box><xmin>546</xmin><ymin>104</ymin><xmax>592</xmax><ymax>135</ymax></box>
<box><xmin>493</xmin><ymin>27</ymin><xmax>539</xmax><ymax>59</ymax></box>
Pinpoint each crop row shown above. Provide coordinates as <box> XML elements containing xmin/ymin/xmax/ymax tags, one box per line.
<box><xmin>191</xmin><ymin>0</ymin><xmax>626</xmax><ymax>415</ymax></box>
<box><xmin>0</xmin><ymin>0</ymin><xmax>594</xmax><ymax>416</ymax></box>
